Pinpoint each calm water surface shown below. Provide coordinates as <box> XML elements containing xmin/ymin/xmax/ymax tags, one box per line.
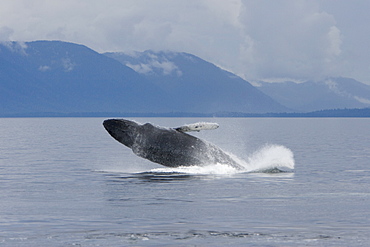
<box><xmin>0</xmin><ymin>118</ymin><xmax>369</xmax><ymax>246</ymax></box>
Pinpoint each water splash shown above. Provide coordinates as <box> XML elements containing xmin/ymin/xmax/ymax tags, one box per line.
<box><xmin>150</xmin><ymin>163</ymin><xmax>239</xmax><ymax>175</ymax></box>
<box><xmin>148</xmin><ymin>144</ymin><xmax>295</xmax><ymax>175</ymax></box>
<box><xmin>245</xmin><ymin>144</ymin><xmax>295</xmax><ymax>172</ymax></box>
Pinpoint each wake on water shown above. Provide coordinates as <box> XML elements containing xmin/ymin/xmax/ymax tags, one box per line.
<box><xmin>148</xmin><ymin>144</ymin><xmax>295</xmax><ymax>175</ymax></box>
<box><xmin>100</xmin><ymin>144</ymin><xmax>295</xmax><ymax>176</ymax></box>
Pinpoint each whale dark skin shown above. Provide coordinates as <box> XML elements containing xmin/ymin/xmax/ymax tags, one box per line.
<box><xmin>103</xmin><ymin>119</ymin><xmax>244</xmax><ymax>169</ymax></box>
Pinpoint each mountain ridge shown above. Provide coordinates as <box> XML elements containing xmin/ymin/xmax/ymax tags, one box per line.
<box><xmin>0</xmin><ymin>40</ymin><xmax>288</xmax><ymax>115</ymax></box>
<box><xmin>257</xmin><ymin>77</ymin><xmax>370</xmax><ymax>112</ymax></box>
<box><xmin>105</xmin><ymin>50</ymin><xmax>288</xmax><ymax>113</ymax></box>
<box><xmin>1</xmin><ymin>41</ymin><xmax>172</xmax><ymax>114</ymax></box>
<box><xmin>1</xmin><ymin>40</ymin><xmax>370</xmax><ymax>116</ymax></box>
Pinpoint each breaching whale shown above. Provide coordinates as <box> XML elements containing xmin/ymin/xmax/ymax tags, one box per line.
<box><xmin>103</xmin><ymin>119</ymin><xmax>244</xmax><ymax>169</ymax></box>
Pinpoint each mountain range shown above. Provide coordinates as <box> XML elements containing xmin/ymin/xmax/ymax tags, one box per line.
<box><xmin>1</xmin><ymin>40</ymin><xmax>370</xmax><ymax>116</ymax></box>
<box><xmin>0</xmin><ymin>41</ymin><xmax>166</xmax><ymax>114</ymax></box>
<box><xmin>0</xmin><ymin>40</ymin><xmax>286</xmax><ymax>116</ymax></box>
<box><xmin>257</xmin><ymin>78</ymin><xmax>370</xmax><ymax>112</ymax></box>
<box><xmin>104</xmin><ymin>50</ymin><xmax>286</xmax><ymax>113</ymax></box>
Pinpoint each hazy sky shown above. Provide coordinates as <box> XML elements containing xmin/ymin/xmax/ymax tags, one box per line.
<box><xmin>1</xmin><ymin>0</ymin><xmax>370</xmax><ymax>84</ymax></box>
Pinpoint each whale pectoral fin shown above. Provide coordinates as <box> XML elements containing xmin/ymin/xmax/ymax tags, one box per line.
<box><xmin>174</xmin><ymin>122</ymin><xmax>219</xmax><ymax>132</ymax></box>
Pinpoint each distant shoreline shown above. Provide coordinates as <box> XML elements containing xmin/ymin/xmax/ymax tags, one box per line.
<box><xmin>1</xmin><ymin>108</ymin><xmax>370</xmax><ymax>118</ymax></box>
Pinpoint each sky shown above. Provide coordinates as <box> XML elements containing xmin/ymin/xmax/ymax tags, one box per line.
<box><xmin>1</xmin><ymin>0</ymin><xmax>370</xmax><ymax>84</ymax></box>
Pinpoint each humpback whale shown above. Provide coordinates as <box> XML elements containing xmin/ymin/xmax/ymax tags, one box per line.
<box><xmin>103</xmin><ymin>119</ymin><xmax>244</xmax><ymax>169</ymax></box>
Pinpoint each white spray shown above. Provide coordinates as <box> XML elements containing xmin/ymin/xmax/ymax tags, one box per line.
<box><xmin>149</xmin><ymin>144</ymin><xmax>295</xmax><ymax>175</ymax></box>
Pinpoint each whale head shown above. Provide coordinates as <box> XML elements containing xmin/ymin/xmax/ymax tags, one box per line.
<box><xmin>103</xmin><ymin>119</ymin><xmax>140</xmax><ymax>148</ymax></box>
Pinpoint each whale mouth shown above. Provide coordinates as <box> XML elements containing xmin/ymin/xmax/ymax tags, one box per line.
<box><xmin>103</xmin><ymin>119</ymin><xmax>139</xmax><ymax>148</ymax></box>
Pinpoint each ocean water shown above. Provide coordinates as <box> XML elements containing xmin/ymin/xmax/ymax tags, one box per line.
<box><xmin>1</xmin><ymin>117</ymin><xmax>369</xmax><ymax>246</ymax></box>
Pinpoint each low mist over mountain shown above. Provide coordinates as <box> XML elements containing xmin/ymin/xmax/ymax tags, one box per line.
<box><xmin>257</xmin><ymin>78</ymin><xmax>370</xmax><ymax>112</ymax></box>
<box><xmin>0</xmin><ymin>41</ymin><xmax>287</xmax><ymax>116</ymax></box>
<box><xmin>105</xmin><ymin>50</ymin><xmax>286</xmax><ymax>113</ymax></box>
<box><xmin>2</xmin><ymin>40</ymin><xmax>369</xmax><ymax>117</ymax></box>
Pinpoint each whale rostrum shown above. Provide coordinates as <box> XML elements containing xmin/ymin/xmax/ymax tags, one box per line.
<box><xmin>103</xmin><ymin>119</ymin><xmax>243</xmax><ymax>169</ymax></box>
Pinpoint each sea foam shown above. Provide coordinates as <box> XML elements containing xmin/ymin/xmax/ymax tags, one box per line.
<box><xmin>148</xmin><ymin>144</ymin><xmax>295</xmax><ymax>175</ymax></box>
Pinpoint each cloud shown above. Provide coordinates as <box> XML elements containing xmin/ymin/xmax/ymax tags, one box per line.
<box><xmin>38</xmin><ymin>65</ymin><xmax>51</xmax><ymax>72</ymax></box>
<box><xmin>327</xmin><ymin>26</ymin><xmax>342</xmax><ymax>57</ymax></box>
<box><xmin>61</xmin><ymin>58</ymin><xmax>75</xmax><ymax>72</ymax></box>
<box><xmin>125</xmin><ymin>52</ymin><xmax>182</xmax><ymax>76</ymax></box>
<box><xmin>0</xmin><ymin>0</ymin><xmax>370</xmax><ymax>83</ymax></box>
<box><xmin>126</xmin><ymin>63</ymin><xmax>152</xmax><ymax>75</ymax></box>
<box><xmin>235</xmin><ymin>0</ymin><xmax>344</xmax><ymax>81</ymax></box>
<box><xmin>0</xmin><ymin>26</ymin><xmax>13</xmax><ymax>41</ymax></box>
<box><xmin>354</xmin><ymin>96</ymin><xmax>370</xmax><ymax>105</ymax></box>
<box><xmin>0</xmin><ymin>26</ymin><xmax>27</xmax><ymax>54</ymax></box>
